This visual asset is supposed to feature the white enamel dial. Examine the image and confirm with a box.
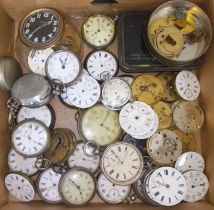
[59,168,96,206]
[46,50,81,86]
[119,101,157,136]
[97,173,131,204]
[101,77,131,110]
[175,152,205,173]
[11,119,50,157]
[147,130,182,165]
[82,15,115,48]
[5,173,35,202]
[148,167,187,206]
[183,170,209,202]
[65,75,101,108]
[79,104,122,147]
[37,168,62,203]
[101,142,144,185]
[17,105,54,128]
[8,149,41,176]
[28,48,54,75]
[86,50,118,81]
[68,142,100,173]
[173,101,204,133]
[120,76,134,86]
[175,71,200,101]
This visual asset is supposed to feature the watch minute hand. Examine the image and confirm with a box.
[30,21,52,36]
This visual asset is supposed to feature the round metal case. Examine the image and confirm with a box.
[19,8,64,48]
[59,167,97,206]
[146,1,212,65]
[37,167,62,204]
[100,142,144,185]
[11,73,52,108]
[0,57,22,91]
[11,119,51,158]
[77,104,123,147]
[45,50,81,87]
[5,172,36,202]
[82,14,116,49]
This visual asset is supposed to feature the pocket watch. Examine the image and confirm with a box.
[100,142,144,185]
[78,104,122,147]
[85,50,118,81]
[147,130,182,165]
[173,129,196,153]
[37,167,62,204]
[11,73,52,108]
[5,172,36,202]
[44,128,76,164]
[183,170,209,202]
[101,77,131,110]
[19,8,64,48]
[175,152,205,173]
[59,87,75,108]
[11,119,50,157]
[158,72,178,102]
[63,75,101,109]
[53,22,82,56]
[68,142,100,173]
[131,74,164,105]
[16,105,55,128]
[59,167,97,206]
[152,101,172,129]
[0,57,22,91]
[45,50,81,87]
[175,71,200,101]
[8,149,41,176]
[97,173,131,204]
[119,101,157,137]
[173,101,204,133]
[82,14,116,48]
[148,167,187,206]
[28,48,54,76]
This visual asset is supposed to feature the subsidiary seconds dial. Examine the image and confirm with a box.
[19,8,63,48]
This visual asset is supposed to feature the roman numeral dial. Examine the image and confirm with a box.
[101,142,143,185]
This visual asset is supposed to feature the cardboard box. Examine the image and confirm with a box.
[0,0,214,209]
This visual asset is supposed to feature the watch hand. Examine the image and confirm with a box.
[30,21,52,36]
[102,125,114,133]
[111,150,123,164]
[154,181,170,188]
[82,158,97,163]
[100,110,110,126]
[70,180,82,195]
[192,183,205,188]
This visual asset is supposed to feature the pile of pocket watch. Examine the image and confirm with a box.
[4,1,210,207]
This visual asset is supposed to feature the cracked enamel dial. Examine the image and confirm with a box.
[183,170,209,202]
[68,142,100,173]
[5,172,36,202]
[8,149,41,176]
[86,50,118,81]
[173,102,204,133]
[37,168,62,204]
[101,142,144,185]
[17,105,54,128]
[175,71,200,101]
[28,48,54,75]
[19,8,63,48]
[78,104,122,147]
[82,14,116,48]
[45,50,81,86]
[101,77,131,110]
[59,168,96,206]
[148,167,186,206]
[119,101,157,136]
[64,75,101,108]
[147,130,182,165]
[175,152,205,173]
[97,173,131,204]
[11,119,50,157]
